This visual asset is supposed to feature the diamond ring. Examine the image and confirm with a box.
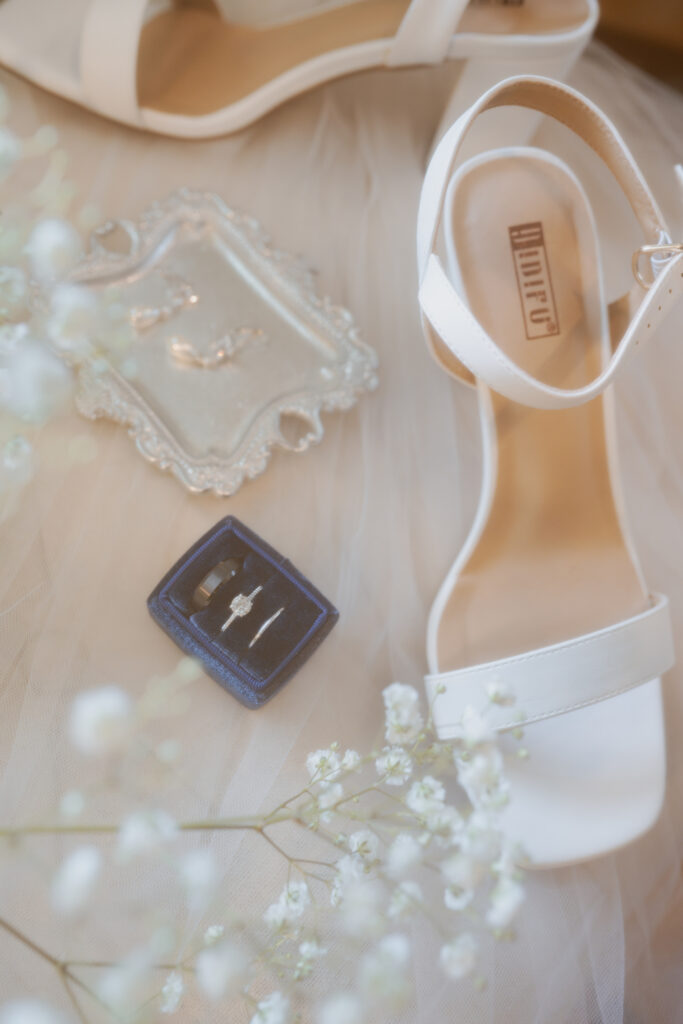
[220,586,263,632]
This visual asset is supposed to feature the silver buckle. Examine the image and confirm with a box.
[632,242,683,289]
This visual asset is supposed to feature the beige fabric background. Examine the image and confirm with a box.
[0,39,682,1024]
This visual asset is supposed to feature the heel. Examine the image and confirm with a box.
[430,34,593,160]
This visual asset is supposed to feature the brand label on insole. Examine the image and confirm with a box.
[508,221,560,340]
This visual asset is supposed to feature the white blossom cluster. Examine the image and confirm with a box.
[6,670,526,1024]
[0,88,132,505]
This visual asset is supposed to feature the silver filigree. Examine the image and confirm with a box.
[65,189,378,496]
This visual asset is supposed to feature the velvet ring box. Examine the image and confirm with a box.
[148,516,339,707]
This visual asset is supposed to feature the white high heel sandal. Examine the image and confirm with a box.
[0,0,596,140]
[417,76,682,866]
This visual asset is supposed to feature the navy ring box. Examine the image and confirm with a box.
[148,516,339,707]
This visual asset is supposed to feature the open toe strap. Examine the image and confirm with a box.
[417,76,683,410]
[425,594,674,738]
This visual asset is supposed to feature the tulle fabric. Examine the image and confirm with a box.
[0,40,682,1023]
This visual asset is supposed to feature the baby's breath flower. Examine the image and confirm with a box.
[0,322,25,354]
[68,686,132,756]
[388,880,422,919]
[455,705,495,748]
[0,334,72,423]
[179,849,216,910]
[375,747,413,786]
[195,942,249,1001]
[156,739,181,764]
[282,880,311,916]
[359,933,411,1008]
[340,749,361,772]
[0,126,20,178]
[0,1002,66,1024]
[424,804,463,846]
[461,811,504,865]
[51,845,101,916]
[330,853,365,907]
[486,875,525,930]
[348,830,379,861]
[317,993,364,1024]
[264,881,310,931]
[27,218,82,284]
[492,841,519,878]
[341,879,384,936]
[58,789,85,819]
[306,748,341,781]
[317,781,343,811]
[159,971,184,1014]
[299,939,327,961]
[405,775,446,815]
[295,939,327,979]
[440,851,484,894]
[485,676,513,705]
[47,282,99,360]
[2,436,34,490]
[385,833,423,879]
[250,991,290,1024]
[263,900,288,931]
[97,952,149,1014]
[203,924,226,946]
[0,265,27,317]
[439,933,479,979]
[444,883,474,912]
[456,746,509,809]
[116,809,178,862]
[382,683,423,745]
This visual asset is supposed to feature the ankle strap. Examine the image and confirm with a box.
[387,0,470,66]
[417,76,683,410]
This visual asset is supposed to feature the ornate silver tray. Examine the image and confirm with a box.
[68,189,378,496]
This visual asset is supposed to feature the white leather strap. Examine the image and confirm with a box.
[417,76,683,409]
[425,594,674,737]
[420,248,682,410]
[80,0,149,125]
[387,0,470,66]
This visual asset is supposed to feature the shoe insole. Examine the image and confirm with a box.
[435,149,648,674]
[138,0,590,117]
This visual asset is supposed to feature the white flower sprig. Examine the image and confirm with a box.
[0,85,134,511]
[0,667,525,1023]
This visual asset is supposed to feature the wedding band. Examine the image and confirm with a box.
[221,585,263,632]
[193,558,241,609]
[248,607,284,649]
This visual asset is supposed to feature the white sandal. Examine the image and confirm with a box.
[417,76,682,866]
[0,0,596,140]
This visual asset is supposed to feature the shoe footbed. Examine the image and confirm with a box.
[434,150,648,674]
[137,0,590,117]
